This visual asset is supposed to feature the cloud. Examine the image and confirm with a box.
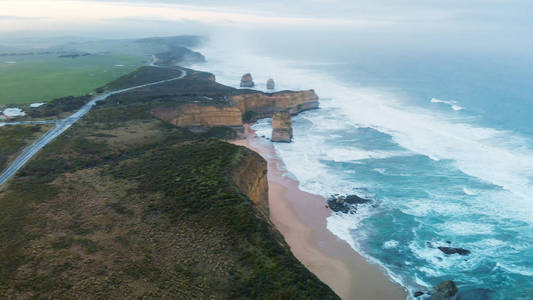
[0,15,44,20]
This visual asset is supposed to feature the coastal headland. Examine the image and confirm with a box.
[0,39,405,298]
[0,57,337,298]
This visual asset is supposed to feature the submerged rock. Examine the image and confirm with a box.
[414,291,425,297]
[240,73,255,87]
[327,194,371,214]
[431,280,458,300]
[266,78,275,90]
[438,246,471,256]
[271,111,292,142]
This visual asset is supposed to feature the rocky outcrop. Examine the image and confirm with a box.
[438,246,471,256]
[327,194,371,214]
[266,79,275,90]
[431,280,458,300]
[153,104,243,129]
[230,89,319,122]
[240,73,255,88]
[232,149,269,217]
[271,111,292,142]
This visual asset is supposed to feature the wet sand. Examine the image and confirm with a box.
[232,125,407,300]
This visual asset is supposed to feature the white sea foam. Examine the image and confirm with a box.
[418,266,442,277]
[496,262,533,276]
[373,168,387,175]
[439,221,495,236]
[197,44,533,217]
[383,240,399,249]
[30,102,45,108]
[325,148,408,162]
[197,33,533,222]
[462,187,478,195]
[193,36,533,293]
[431,98,465,111]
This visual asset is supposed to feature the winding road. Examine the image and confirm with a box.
[0,68,187,186]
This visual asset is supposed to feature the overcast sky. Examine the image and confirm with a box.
[0,0,532,55]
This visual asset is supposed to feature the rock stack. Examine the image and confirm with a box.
[266,78,275,90]
[240,73,255,88]
[271,111,293,143]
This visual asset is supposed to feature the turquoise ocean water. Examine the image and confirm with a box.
[195,41,533,299]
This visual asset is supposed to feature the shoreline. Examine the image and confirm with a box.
[231,125,407,300]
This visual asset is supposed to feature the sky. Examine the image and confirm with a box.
[0,0,532,57]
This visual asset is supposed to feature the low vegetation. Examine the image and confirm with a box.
[0,64,339,298]
[0,124,52,171]
[27,95,91,118]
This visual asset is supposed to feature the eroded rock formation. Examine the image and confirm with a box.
[266,78,275,90]
[271,111,292,142]
[153,104,243,128]
[240,73,255,87]
[438,246,471,256]
[230,89,319,122]
[327,194,371,214]
[231,149,269,217]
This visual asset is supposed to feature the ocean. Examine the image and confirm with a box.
[193,36,533,299]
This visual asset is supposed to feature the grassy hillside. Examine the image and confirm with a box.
[0,54,143,104]
[0,67,340,299]
[0,35,205,105]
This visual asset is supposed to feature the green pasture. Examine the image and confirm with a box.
[0,54,145,104]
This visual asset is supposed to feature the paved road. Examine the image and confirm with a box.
[0,68,187,186]
[0,120,58,126]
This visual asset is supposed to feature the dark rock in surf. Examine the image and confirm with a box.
[414,291,425,297]
[327,194,371,214]
[438,246,471,256]
[431,280,458,300]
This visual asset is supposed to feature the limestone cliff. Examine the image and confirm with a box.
[152,104,243,128]
[232,148,269,217]
[230,89,319,122]
[271,111,293,143]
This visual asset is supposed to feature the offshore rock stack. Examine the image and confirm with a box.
[266,78,275,90]
[271,111,293,143]
[240,73,255,87]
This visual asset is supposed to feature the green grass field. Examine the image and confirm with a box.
[0,54,145,104]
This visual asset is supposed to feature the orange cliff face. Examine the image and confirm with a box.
[231,148,269,217]
[229,89,319,122]
[152,104,243,128]
[151,89,319,131]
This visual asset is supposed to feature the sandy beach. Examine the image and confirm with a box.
[232,125,407,300]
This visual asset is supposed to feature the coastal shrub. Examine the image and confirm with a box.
[104,66,184,90]
[201,126,238,140]
[112,139,339,299]
[0,125,46,171]
[28,95,90,118]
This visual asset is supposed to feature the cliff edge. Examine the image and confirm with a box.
[230,89,319,122]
